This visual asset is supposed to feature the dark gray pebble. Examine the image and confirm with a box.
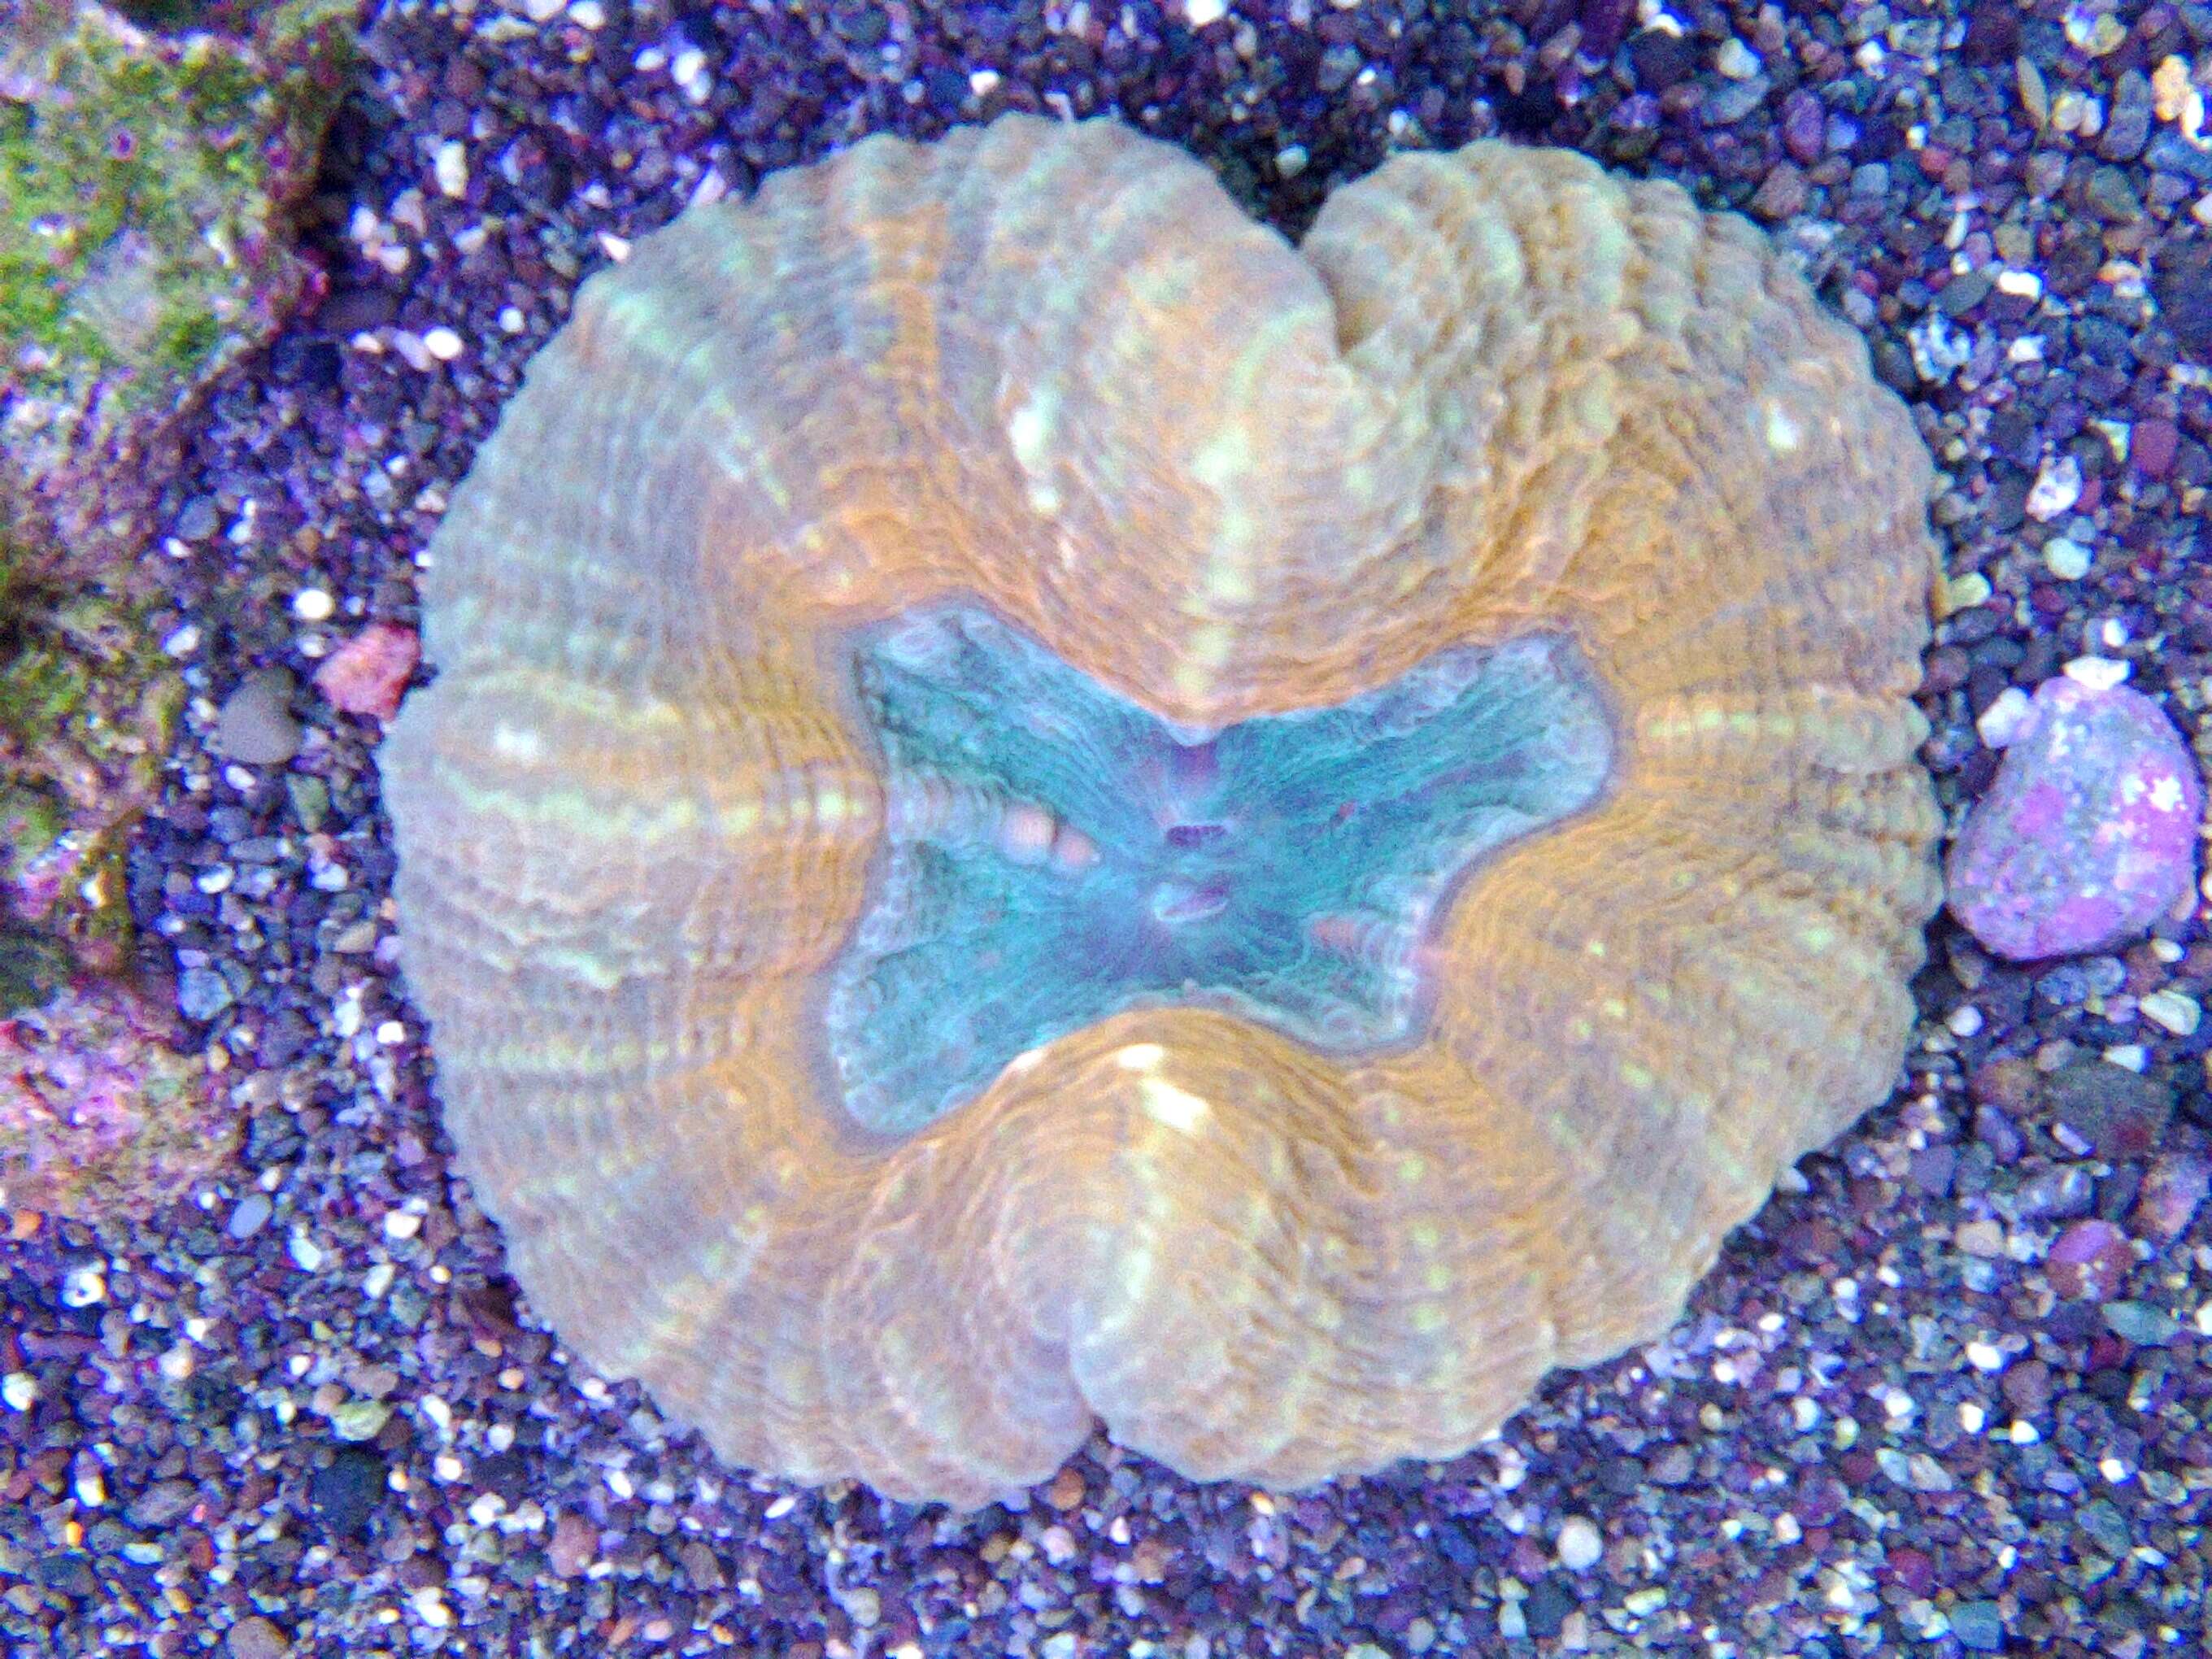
[308,1446,390,1539]
[1950,1599,2006,1651]
[2100,69,2153,163]
[212,669,303,766]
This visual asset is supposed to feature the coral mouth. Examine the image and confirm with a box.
[823,603,1614,1138]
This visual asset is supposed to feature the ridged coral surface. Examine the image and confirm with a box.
[380,116,1943,1507]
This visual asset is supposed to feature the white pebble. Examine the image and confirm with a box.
[2026,454,2084,521]
[384,1209,424,1241]
[292,588,335,622]
[598,231,632,263]
[672,46,706,86]
[1556,1515,1604,1571]
[2041,537,2091,580]
[2,1374,37,1412]
[2140,989,2202,1035]
[1975,686,2034,748]
[423,326,465,362]
[568,0,605,27]
[1946,1004,1984,1037]
[289,1230,326,1272]
[522,0,561,19]
[1185,0,1230,22]
[2062,655,2131,690]
[1939,571,1991,615]
[61,1263,106,1308]
[1715,38,1761,79]
[969,67,1001,97]
[434,139,468,199]
[1965,1339,2006,1372]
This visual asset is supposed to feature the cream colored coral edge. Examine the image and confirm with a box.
[378,115,1944,1508]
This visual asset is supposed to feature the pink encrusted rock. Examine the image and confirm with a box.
[1946,677,2203,961]
[313,622,420,721]
[1,976,233,1221]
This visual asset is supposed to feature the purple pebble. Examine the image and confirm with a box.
[1945,676,2202,961]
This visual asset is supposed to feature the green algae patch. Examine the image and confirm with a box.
[0,0,356,1030]
[0,0,361,564]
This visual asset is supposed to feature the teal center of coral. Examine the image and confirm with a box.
[826,607,1614,1135]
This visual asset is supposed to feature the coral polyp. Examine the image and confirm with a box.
[380,115,1941,1507]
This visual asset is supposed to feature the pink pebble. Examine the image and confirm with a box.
[1947,677,2201,960]
[2046,1218,2131,1301]
[314,622,421,721]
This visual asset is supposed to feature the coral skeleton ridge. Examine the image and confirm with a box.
[381,115,1944,1507]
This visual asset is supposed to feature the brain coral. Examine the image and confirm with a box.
[379,115,1943,1507]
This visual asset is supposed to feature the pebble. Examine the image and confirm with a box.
[2045,1219,2131,1300]
[2102,1300,2180,1346]
[313,621,422,721]
[1949,1600,2005,1651]
[2134,1155,2210,1243]
[546,1511,599,1578]
[1713,39,1760,81]
[2101,68,2153,161]
[2044,1058,2173,1160]
[178,965,236,1021]
[1946,678,2203,961]
[1974,685,2033,748]
[330,1398,393,1442]
[307,1447,388,1538]
[2149,240,2212,357]
[1555,1515,1603,1571]
[213,668,304,765]
[2024,454,2082,520]
[226,1618,290,1659]
[434,139,468,198]
[2040,537,2090,580]
[228,1191,274,1239]
[2062,654,2131,692]
[2139,987,2201,1034]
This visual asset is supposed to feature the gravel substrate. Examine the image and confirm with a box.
[6,1,2211,1654]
